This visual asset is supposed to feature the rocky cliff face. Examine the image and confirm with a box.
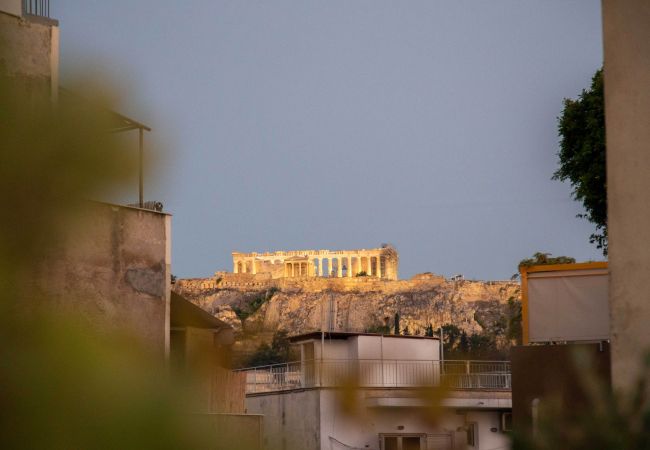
[173,276,520,350]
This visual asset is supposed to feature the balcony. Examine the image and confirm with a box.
[237,359,511,394]
[23,0,50,18]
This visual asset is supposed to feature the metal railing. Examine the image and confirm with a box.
[23,0,50,18]
[237,359,511,394]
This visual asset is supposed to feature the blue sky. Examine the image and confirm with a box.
[53,1,604,280]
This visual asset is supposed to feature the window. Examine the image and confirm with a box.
[501,412,513,432]
[380,434,425,450]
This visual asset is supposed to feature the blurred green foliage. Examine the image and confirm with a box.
[0,74,227,449]
[513,351,650,450]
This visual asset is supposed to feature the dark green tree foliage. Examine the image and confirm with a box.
[365,323,391,334]
[506,296,523,345]
[554,69,607,254]
[441,324,505,360]
[246,330,292,367]
[425,324,435,337]
[393,313,400,335]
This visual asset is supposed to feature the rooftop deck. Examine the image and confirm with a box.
[237,359,511,394]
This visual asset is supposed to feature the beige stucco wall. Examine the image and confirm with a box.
[38,202,171,361]
[0,0,22,17]
[0,10,58,98]
[602,0,650,390]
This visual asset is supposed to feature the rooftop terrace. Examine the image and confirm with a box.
[237,359,511,394]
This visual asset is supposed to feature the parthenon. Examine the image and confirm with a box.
[232,247,399,280]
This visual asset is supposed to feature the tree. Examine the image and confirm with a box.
[554,69,607,254]
[393,312,400,335]
[518,252,576,268]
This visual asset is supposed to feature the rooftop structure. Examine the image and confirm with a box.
[239,332,511,394]
[238,332,512,450]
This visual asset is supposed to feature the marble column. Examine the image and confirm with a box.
[319,258,323,277]
[347,255,352,277]
[376,255,382,278]
[367,256,372,276]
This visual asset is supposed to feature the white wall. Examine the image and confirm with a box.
[319,390,509,450]
[379,336,439,361]
[319,339,352,360]
[465,411,508,450]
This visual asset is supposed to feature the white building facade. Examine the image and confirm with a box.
[241,332,512,450]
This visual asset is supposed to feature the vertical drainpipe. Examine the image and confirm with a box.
[380,334,384,386]
[139,127,144,208]
[321,331,325,387]
[439,327,444,385]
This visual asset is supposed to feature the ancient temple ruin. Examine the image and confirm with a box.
[232,247,399,280]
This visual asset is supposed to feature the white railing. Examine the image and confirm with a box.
[237,359,511,394]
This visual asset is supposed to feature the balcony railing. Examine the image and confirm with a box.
[237,359,511,394]
[23,0,50,18]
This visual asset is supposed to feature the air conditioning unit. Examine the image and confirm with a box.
[501,412,513,432]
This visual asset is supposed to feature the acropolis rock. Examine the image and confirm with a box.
[174,246,521,359]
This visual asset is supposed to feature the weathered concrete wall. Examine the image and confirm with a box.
[603,0,650,390]
[39,202,171,360]
[0,10,58,97]
[190,413,263,450]
[246,389,321,450]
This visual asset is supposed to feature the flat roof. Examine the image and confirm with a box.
[170,292,229,329]
[289,331,439,342]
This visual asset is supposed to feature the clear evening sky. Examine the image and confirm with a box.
[53,1,604,280]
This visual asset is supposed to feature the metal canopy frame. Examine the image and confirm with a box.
[59,87,151,208]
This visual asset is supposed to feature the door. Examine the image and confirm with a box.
[302,342,315,386]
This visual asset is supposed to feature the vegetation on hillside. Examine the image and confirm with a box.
[232,288,278,322]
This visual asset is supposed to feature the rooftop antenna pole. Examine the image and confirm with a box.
[138,127,144,208]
